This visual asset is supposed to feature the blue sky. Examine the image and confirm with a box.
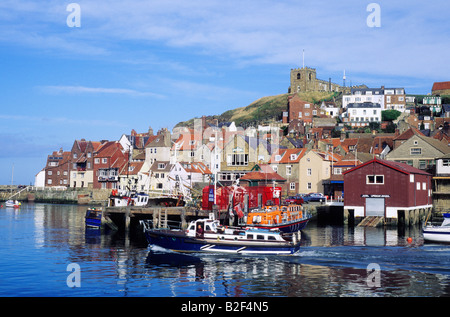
[0,0,449,185]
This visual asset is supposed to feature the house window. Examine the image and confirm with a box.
[334,168,342,175]
[158,163,165,169]
[290,182,296,190]
[272,165,278,172]
[286,165,292,175]
[227,154,249,166]
[443,159,450,167]
[307,168,312,176]
[366,175,384,184]
[102,158,107,164]
[410,148,422,155]
[419,160,426,169]
[307,182,312,190]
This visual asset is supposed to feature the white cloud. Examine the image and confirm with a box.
[39,85,165,98]
[1,0,449,86]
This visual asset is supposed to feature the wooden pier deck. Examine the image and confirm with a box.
[104,206,211,231]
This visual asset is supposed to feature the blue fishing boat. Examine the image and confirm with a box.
[141,216,301,255]
[85,208,103,228]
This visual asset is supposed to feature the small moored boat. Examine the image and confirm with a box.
[245,203,311,233]
[423,213,450,243]
[141,215,301,255]
[85,208,103,228]
[5,200,21,208]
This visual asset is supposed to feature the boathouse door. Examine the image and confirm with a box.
[365,198,385,217]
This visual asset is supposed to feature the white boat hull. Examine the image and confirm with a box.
[423,227,450,243]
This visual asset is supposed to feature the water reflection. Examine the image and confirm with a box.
[2,203,450,297]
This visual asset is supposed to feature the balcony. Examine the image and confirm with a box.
[98,176,118,182]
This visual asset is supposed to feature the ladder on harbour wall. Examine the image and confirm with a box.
[357,216,384,227]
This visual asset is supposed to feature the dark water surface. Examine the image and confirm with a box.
[1,203,450,297]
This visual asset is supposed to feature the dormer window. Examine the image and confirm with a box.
[290,154,297,160]
[158,163,165,169]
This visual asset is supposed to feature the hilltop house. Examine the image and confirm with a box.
[287,94,323,123]
[432,81,450,96]
[343,102,382,128]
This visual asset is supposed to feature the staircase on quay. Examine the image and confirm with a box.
[357,216,384,227]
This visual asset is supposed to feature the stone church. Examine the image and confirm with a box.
[289,66,355,94]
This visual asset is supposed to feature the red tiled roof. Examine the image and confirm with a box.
[240,171,286,182]
[269,148,307,164]
[393,127,424,141]
[432,81,450,92]
[179,161,212,174]
[343,157,431,176]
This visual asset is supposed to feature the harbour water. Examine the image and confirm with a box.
[1,203,450,297]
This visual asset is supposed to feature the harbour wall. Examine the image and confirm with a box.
[0,186,111,205]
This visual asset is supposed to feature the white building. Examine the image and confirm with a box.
[342,87,385,109]
[344,102,382,127]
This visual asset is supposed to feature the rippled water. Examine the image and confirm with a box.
[1,203,450,297]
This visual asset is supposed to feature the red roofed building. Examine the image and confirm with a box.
[343,158,432,226]
[93,141,128,190]
[432,81,450,96]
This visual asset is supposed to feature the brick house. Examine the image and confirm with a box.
[343,158,433,225]
[287,94,321,123]
[44,149,72,187]
[384,88,406,112]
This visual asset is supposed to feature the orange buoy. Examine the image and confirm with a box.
[407,237,413,243]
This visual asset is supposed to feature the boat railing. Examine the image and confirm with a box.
[140,219,183,231]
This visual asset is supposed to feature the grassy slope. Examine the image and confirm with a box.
[175,91,340,128]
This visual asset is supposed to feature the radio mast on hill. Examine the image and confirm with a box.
[302,49,305,68]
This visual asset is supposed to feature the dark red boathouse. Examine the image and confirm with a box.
[343,158,433,225]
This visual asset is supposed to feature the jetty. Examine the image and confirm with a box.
[103,206,211,232]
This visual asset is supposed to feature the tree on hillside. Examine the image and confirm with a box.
[382,110,401,121]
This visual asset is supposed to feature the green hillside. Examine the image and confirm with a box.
[175,91,340,128]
